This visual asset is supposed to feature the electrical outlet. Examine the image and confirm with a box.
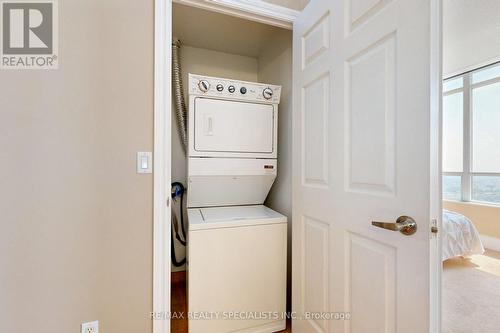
[81,321,98,333]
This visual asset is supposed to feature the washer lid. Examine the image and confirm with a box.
[188,205,287,230]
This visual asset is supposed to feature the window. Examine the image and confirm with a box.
[442,62,500,204]
[442,92,463,172]
[443,175,461,201]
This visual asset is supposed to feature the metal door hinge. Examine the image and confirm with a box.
[431,219,438,234]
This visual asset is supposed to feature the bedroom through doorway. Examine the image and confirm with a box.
[441,1,500,332]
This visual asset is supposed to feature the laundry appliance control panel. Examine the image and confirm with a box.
[189,74,281,104]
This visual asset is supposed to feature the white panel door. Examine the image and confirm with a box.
[292,1,441,333]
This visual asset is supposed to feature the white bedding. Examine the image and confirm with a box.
[442,210,484,261]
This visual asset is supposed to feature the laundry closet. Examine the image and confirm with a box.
[169,3,294,333]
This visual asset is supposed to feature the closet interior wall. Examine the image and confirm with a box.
[258,29,293,310]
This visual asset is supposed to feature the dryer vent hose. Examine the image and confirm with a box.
[172,39,188,153]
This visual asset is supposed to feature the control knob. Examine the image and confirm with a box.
[198,80,210,92]
[216,84,224,92]
[228,85,236,93]
[263,87,273,100]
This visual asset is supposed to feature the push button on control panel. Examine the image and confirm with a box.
[240,87,247,94]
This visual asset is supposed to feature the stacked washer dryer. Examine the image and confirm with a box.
[186,74,287,333]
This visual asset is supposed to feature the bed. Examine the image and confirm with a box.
[442,210,485,261]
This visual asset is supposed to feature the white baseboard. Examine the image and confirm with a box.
[480,234,500,252]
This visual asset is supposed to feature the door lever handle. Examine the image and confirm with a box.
[372,216,417,236]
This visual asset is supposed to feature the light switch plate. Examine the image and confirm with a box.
[81,321,98,333]
[137,152,153,174]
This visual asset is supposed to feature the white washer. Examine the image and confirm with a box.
[186,74,287,333]
[187,205,287,333]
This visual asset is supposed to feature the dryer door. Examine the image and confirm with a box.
[192,97,276,157]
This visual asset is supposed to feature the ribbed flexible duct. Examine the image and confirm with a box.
[172,39,188,152]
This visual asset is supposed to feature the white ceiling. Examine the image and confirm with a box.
[173,3,289,58]
[444,0,500,74]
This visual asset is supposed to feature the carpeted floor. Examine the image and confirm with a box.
[443,249,500,333]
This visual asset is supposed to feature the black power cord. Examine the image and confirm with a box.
[171,230,186,267]
[171,182,187,267]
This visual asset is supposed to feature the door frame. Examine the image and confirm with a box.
[152,1,442,332]
[173,0,300,29]
[430,1,444,332]
[153,0,172,333]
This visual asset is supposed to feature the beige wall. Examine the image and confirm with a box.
[444,201,500,239]
[0,1,154,332]
[171,45,259,271]
[258,29,293,311]
[263,0,309,11]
